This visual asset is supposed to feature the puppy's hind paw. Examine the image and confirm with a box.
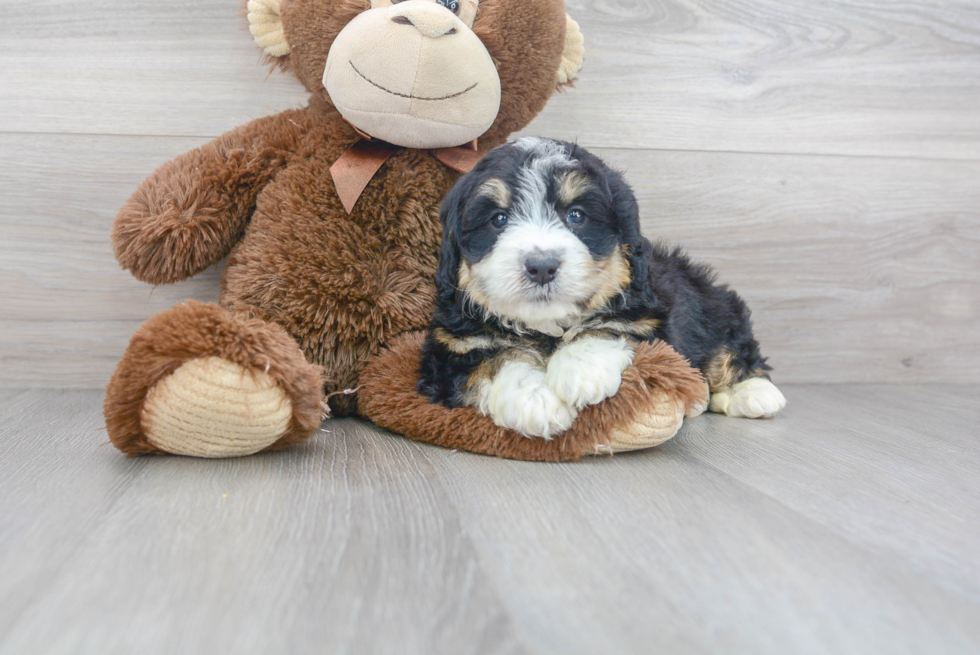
[710,377,786,418]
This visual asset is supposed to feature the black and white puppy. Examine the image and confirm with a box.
[418,138,786,438]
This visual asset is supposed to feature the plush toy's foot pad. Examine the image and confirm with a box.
[606,389,685,453]
[359,332,708,462]
[105,301,324,457]
[142,356,292,458]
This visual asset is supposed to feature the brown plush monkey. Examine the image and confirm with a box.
[104,0,707,460]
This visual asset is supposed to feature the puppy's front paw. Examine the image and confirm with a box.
[492,386,576,439]
[482,361,576,439]
[709,377,786,418]
[546,337,635,410]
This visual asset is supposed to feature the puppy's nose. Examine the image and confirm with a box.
[389,2,459,38]
[525,255,561,286]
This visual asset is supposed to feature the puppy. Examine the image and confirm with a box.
[418,138,786,438]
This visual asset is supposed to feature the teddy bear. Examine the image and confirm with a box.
[103,0,708,461]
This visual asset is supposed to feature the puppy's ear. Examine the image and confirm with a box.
[434,176,471,304]
[607,167,643,242]
[605,167,651,286]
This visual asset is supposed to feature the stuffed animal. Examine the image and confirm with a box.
[104,0,707,460]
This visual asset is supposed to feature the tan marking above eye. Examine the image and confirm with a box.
[477,178,511,207]
[557,170,594,206]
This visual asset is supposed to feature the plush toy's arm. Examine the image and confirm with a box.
[112,108,312,285]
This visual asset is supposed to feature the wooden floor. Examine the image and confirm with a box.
[1,385,978,654]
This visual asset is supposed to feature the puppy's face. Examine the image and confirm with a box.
[439,138,641,334]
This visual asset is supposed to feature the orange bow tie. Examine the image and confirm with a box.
[330,135,485,214]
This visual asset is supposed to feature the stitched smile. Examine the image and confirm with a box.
[350,62,477,101]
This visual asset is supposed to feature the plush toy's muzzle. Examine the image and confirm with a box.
[323,0,501,149]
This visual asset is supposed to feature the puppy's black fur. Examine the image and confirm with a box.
[418,139,771,407]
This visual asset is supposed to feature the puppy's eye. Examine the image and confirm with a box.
[566,209,586,226]
[491,213,508,229]
[438,0,460,14]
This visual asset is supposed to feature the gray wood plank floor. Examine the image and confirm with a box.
[2,387,978,654]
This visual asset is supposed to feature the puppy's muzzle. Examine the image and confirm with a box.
[525,253,561,286]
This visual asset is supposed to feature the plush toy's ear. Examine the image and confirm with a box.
[605,168,652,296]
[247,0,291,58]
[557,14,585,88]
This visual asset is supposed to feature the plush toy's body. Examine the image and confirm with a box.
[104,0,708,460]
[115,104,454,408]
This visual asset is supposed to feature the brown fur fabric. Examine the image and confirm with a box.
[104,301,323,456]
[113,109,313,286]
[359,332,709,462]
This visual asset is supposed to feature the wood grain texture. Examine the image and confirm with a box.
[0,321,150,388]
[423,384,980,654]
[0,393,524,655]
[525,0,980,158]
[3,0,980,158]
[598,147,980,383]
[2,134,977,386]
[679,384,980,603]
[0,0,308,139]
[0,133,221,323]
[1,386,979,654]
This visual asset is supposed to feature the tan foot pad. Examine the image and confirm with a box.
[602,389,685,454]
[141,356,292,458]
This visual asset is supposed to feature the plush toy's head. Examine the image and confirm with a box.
[247,0,585,148]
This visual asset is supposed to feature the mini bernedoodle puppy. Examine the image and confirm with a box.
[418,138,786,438]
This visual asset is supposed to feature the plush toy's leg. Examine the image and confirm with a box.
[359,333,708,462]
[104,301,323,457]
